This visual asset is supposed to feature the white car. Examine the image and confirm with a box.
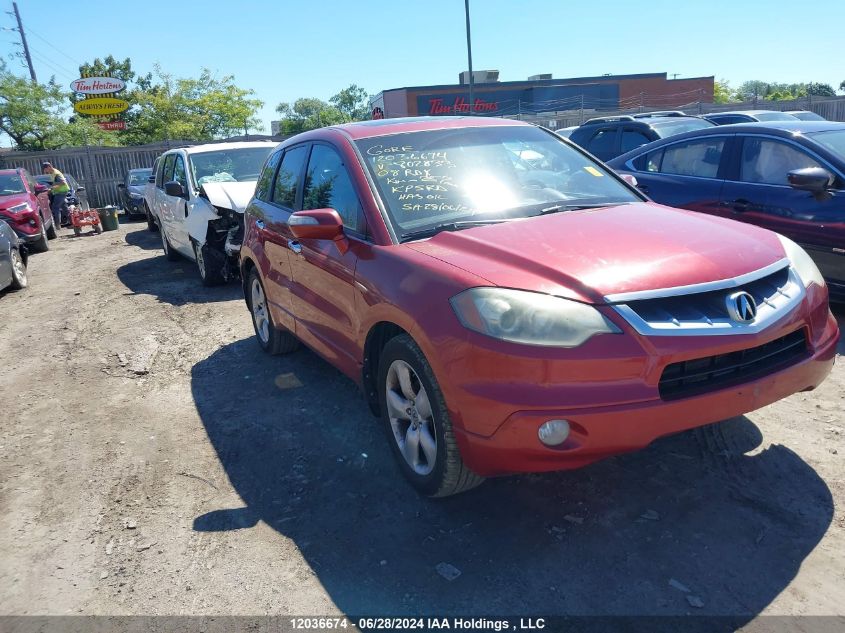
[144,155,161,231]
[150,141,276,285]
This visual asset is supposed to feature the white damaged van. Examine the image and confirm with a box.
[151,141,275,285]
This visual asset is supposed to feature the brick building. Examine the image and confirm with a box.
[369,72,714,119]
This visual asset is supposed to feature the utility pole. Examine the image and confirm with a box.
[11,2,36,82]
[464,0,474,115]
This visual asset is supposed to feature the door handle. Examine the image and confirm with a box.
[730,199,751,212]
[288,239,302,255]
[184,200,189,218]
[255,219,265,230]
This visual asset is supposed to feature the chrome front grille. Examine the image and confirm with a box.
[608,259,804,336]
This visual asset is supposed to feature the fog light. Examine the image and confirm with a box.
[538,419,570,446]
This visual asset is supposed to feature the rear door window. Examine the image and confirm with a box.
[255,150,282,202]
[586,128,617,157]
[657,138,726,178]
[621,129,652,154]
[272,145,308,209]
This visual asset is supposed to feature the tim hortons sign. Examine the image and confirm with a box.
[70,77,126,95]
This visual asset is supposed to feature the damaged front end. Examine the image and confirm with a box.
[188,181,258,283]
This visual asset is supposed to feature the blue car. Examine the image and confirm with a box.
[607,121,845,301]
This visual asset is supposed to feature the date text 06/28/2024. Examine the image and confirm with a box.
[289,617,546,631]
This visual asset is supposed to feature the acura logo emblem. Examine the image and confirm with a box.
[726,291,757,323]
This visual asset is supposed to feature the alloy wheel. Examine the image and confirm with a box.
[385,360,437,475]
[251,278,270,344]
[11,250,27,285]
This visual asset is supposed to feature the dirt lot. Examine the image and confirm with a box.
[1,222,844,625]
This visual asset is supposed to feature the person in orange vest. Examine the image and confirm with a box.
[42,161,70,227]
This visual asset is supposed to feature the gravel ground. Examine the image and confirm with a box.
[1,221,843,625]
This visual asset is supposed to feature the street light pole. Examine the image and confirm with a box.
[464,0,474,115]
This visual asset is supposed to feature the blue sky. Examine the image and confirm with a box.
[2,0,844,138]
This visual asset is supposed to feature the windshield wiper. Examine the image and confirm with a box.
[538,202,619,215]
[400,219,514,242]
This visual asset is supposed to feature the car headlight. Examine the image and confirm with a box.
[7,203,31,214]
[450,287,621,347]
[776,234,825,288]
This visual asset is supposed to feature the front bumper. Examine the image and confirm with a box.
[124,198,145,215]
[425,287,839,477]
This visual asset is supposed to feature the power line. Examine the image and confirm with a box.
[24,24,80,68]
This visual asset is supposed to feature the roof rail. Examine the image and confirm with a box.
[633,110,687,118]
[583,115,636,125]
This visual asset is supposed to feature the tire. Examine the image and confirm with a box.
[247,268,299,355]
[378,334,484,497]
[45,215,57,240]
[193,240,225,286]
[146,205,158,232]
[73,226,81,236]
[160,225,180,261]
[94,223,103,234]
[33,220,50,252]
[8,248,28,290]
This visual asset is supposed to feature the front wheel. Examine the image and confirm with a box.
[33,221,50,252]
[9,248,28,289]
[193,240,225,286]
[378,334,484,497]
[247,268,299,355]
[45,216,57,240]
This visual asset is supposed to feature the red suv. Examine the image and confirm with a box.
[0,168,55,252]
[240,117,839,497]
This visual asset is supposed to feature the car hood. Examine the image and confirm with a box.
[0,193,32,212]
[200,182,256,213]
[127,185,146,196]
[405,202,787,303]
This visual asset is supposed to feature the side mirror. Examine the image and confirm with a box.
[148,175,155,183]
[289,209,344,241]
[164,181,186,198]
[34,184,48,194]
[76,186,85,192]
[117,183,126,189]
[788,167,833,195]
[620,173,638,188]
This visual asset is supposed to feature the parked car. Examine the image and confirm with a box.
[703,110,800,125]
[607,121,845,301]
[35,172,91,212]
[568,112,714,161]
[784,110,827,122]
[555,125,578,139]
[144,157,161,232]
[118,168,153,219]
[240,116,838,497]
[0,168,56,252]
[0,218,28,292]
[151,141,276,285]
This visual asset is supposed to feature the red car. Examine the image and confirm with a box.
[240,117,839,497]
[0,168,55,252]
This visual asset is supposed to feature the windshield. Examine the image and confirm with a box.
[754,112,798,121]
[807,129,845,158]
[355,125,640,236]
[652,118,714,138]
[129,169,152,185]
[189,147,273,186]
[0,173,26,196]
[790,112,825,121]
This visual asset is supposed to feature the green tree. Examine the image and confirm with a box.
[840,80,845,92]
[329,84,370,121]
[275,97,345,135]
[713,79,733,104]
[123,66,264,144]
[0,62,114,150]
[805,82,835,97]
